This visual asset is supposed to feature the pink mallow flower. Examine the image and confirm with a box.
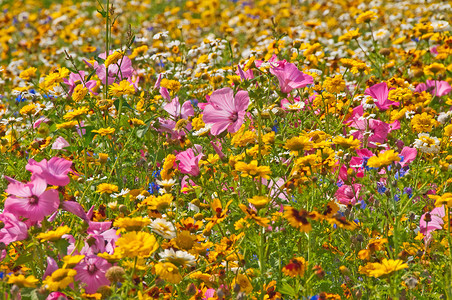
[269,62,313,93]
[0,212,28,245]
[26,157,72,187]
[46,292,68,300]
[4,177,60,222]
[365,82,399,110]
[51,137,70,150]
[350,118,389,148]
[203,87,250,135]
[74,255,111,294]
[420,205,445,242]
[335,184,362,205]
[176,148,203,177]
[415,80,452,97]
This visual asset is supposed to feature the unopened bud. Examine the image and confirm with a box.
[97,285,112,297]
[379,48,391,56]
[186,283,197,295]
[105,266,125,283]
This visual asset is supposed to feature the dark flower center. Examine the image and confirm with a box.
[87,263,98,275]
[230,112,238,122]
[29,195,39,205]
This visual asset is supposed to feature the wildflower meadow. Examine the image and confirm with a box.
[1,0,452,299]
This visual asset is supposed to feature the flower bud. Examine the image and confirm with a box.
[105,266,126,283]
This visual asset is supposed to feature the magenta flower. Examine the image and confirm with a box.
[335,184,362,205]
[399,147,417,167]
[415,80,452,97]
[350,118,389,148]
[63,71,98,95]
[176,148,203,177]
[4,177,60,222]
[43,257,58,280]
[33,117,49,129]
[46,292,68,300]
[365,82,399,110]
[74,255,111,293]
[236,64,254,80]
[0,212,28,245]
[203,87,250,135]
[85,52,134,85]
[164,97,194,120]
[420,206,445,242]
[270,62,313,93]
[26,157,72,187]
[51,137,70,150]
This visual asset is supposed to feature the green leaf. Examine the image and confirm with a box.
[136,126,148,139]
[54,239,70,256]
[83,126,95,147]
[97,9,107,17]
[14,253,34,267]
[280,282,297,298]
[85,68,97,82]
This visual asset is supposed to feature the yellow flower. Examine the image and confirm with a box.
[143,194,173,211]
[37,226,71,242]
[40,68,70,90]
[154,262,182,284]
[411,112,437,133]
[284,135,313,154]
[174,230,196,250]
[19,67,37,81]
[175,119,189,131]
[247,195,270,209]
[114,217,151,231]
[160,78,181,93]
[96,183,119,194]
[116,231,159,258]
[295,154,318,167]
[430,193,452,207]
[92,127,115,136]
[56,121,78,129]
[43,268,77,291]
[7,274,38,288]
[72,84,88,102]
[129,118,145,126]
[338,28,360,42]
[191,116,205,131]
[232,274,253,294]
[129,45,149,59]
[284,206,316,232]
[366,150,401,169]
[63,107,89,121]
[356,11,377,24]
[62,255,85,268]
[98,153,109,165]
[359,259,408,278]
[19,103,37,116]
[239,204,270,227]
[104,51,124,67]
[333,136,361,149]
[263,131,275,144]
[282,257,307,278]
[424,63,446,76]
[323,75,345,94]
[235,160,271,179]
[109,80,135,97]
[161,154,176,180]
[231,129,257,147]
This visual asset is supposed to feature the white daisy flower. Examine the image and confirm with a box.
[150,218,176,239]
[159,249,196,267]
[413,133,440,154]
